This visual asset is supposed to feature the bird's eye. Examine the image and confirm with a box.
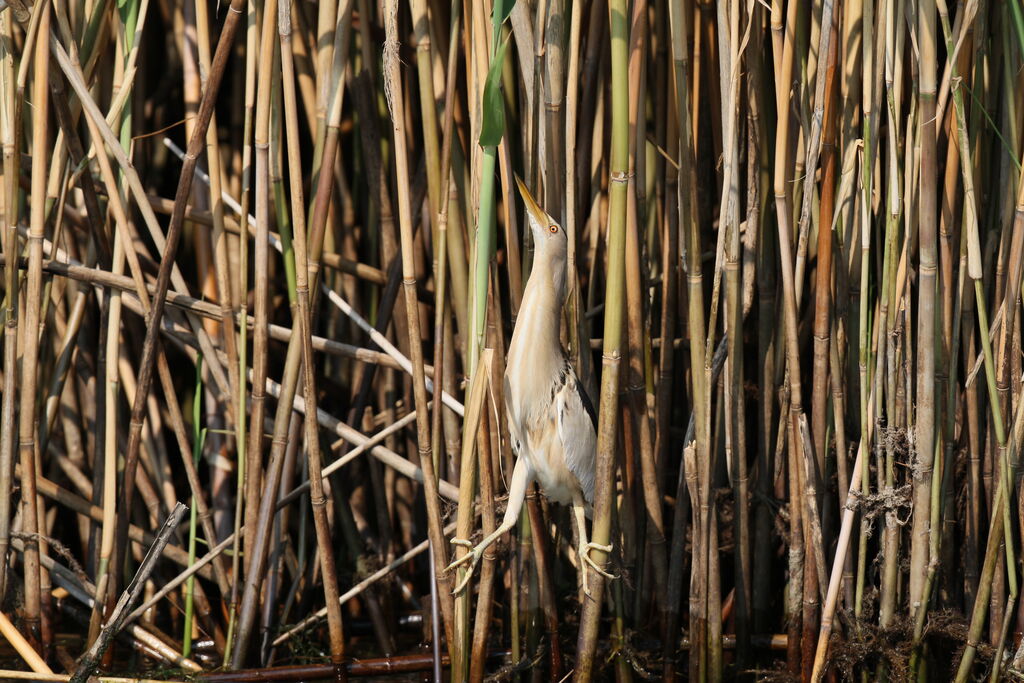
[549,224,558,233]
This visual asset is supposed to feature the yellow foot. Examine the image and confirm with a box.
[578,541,616,596]
[445,538,482,595]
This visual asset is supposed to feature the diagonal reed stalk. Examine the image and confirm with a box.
[110,0,245,619]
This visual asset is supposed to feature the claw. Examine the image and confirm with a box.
[445,539,483,594]
[578,541,617,596]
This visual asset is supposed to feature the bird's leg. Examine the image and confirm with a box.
[446,457,533,594]
[572,490,615,596]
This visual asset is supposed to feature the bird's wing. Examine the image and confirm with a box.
[554,361,598,505]
[504,374,524,458]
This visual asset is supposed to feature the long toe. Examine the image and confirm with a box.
[581,543,617,580]
[450,557,477,593]
[450,549,482,594]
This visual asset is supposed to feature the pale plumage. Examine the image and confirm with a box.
[447,176,613,595]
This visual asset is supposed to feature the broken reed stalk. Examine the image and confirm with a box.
[70,502,187,683]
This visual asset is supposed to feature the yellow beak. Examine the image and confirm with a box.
[514,174,547,227]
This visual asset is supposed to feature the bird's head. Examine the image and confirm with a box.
[515,175,567,259]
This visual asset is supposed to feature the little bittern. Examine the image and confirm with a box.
[447,176,614,595]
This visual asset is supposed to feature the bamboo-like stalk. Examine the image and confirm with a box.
[223,0,257,659]
[564,0,588,388]
[623,0,667,634]
[771,0,807,673]
[809,8,839,509]
[428,0,462,666]
[575,0,629,675]
[909,0,938,619]
[91,198,124,645]
[873,0,901,648]
[382,3,455,680]
[278,0,346,672]
[667,0,711,678]
[810,382,875,679]
[0,5,19,605]
[16,1,51,649]
[715,0,748,665]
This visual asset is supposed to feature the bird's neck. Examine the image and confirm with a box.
[511,251,567,360]
[528,248,567,306]
[522,251,566,327]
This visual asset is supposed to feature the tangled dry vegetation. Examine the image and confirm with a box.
[2,0,1024,680]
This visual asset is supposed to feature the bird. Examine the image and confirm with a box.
[446,175,614,596]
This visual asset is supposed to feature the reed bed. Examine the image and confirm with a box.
[1,0,1023,680]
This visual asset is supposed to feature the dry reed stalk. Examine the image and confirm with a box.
[715,0,748,665]
[563,0,587,389]
[15,0,51,650]
[96,0,243,620]
[810,9,840,489]
[623,0,669,635]
[771,0,805,673]
[230,0,288,663]
[383,2,458,674]
[811,381,876,679]
[667,0,711,676]
[191,0,241,484]
[0,6,21,605]
[449,350,491,679]
[0,609,52,674]
[277,0,346,673]
[910,0,938,622]
[468,386,497,683]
